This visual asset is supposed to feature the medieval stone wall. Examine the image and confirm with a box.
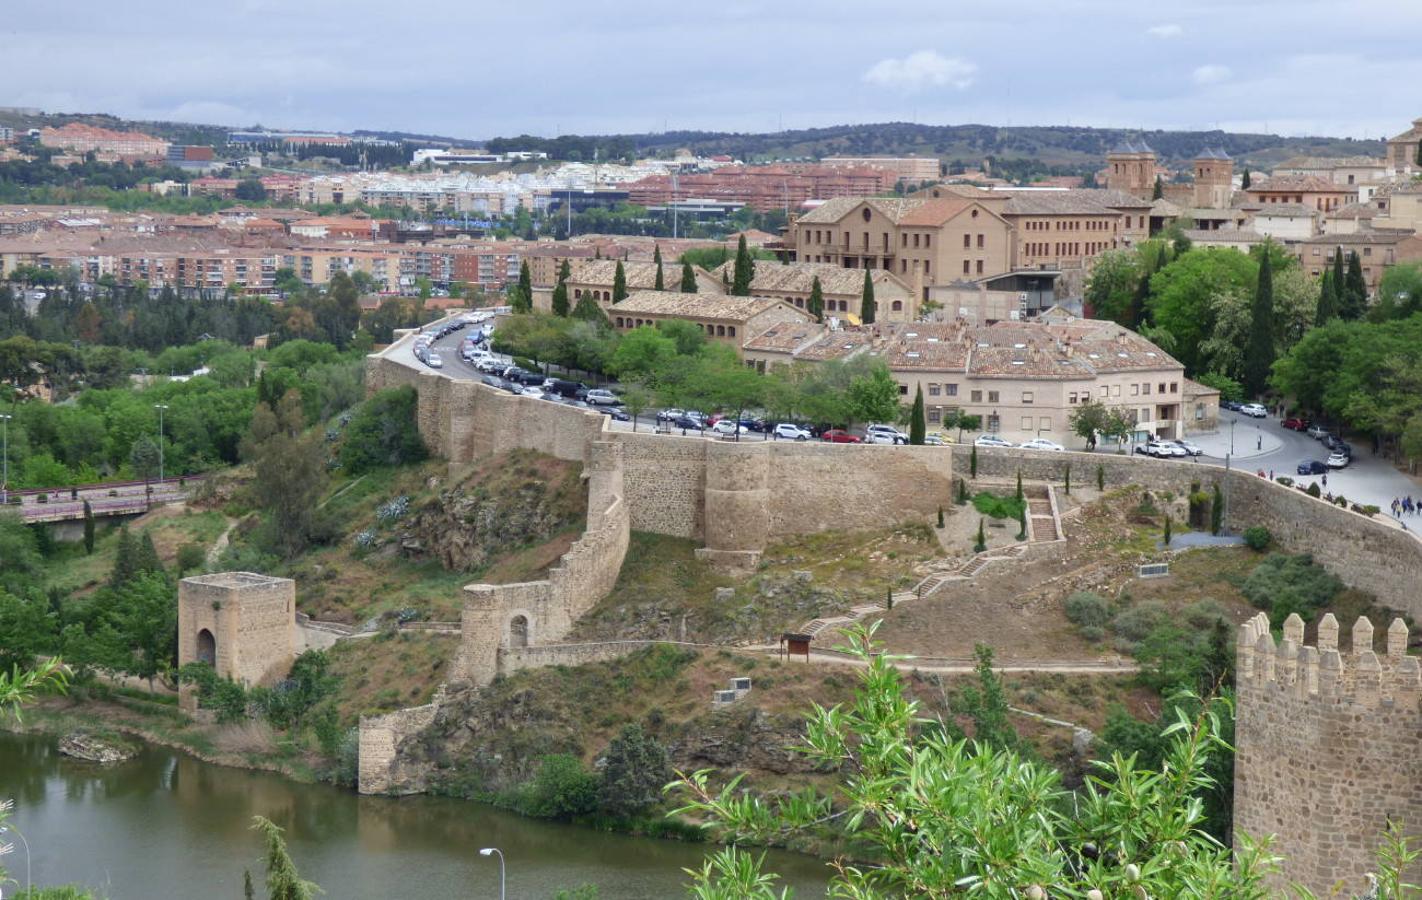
[177,573,296,711]
[1235,612,1422,895]
[357,686,446,796]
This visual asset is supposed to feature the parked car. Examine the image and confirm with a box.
[974,434,1015,448]
[546,378,584,399]
[1281,418,1309,431]
[520,386,545,399]
[481,375,508,390]
[1019,438,1065,452]
[1297,460,1328,475]
[865,424,908,445]
[671,415,704,430]
[1171,439,1204,457]
[425,353,444,369]
[820,429,862,444]
[710,420,749,436]
[1306,424,1331,440]
[657,408,685,422]
[514,370,546,386]
[773,423,812,441]
[1136,440,1187,458]
[605,407,631,422]
[1221,399,1242,412]
[1326,452,1351,469]
[585,389,619,406]
[1240,403,1268,418]
[923,434,946,446]
[1323,435,1352,456]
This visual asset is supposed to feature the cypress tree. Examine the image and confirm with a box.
[1152,175,1164,200]
[82,499,95,555]
[1331,248,1347,317]
[135,530,164,580]
[1015,470,1023,501]
[1097,464,1105,491]
[1241,169,1251,190]
[1316,268,1338,325]
[517,259,532,310]
[937,506,945,528]
[551,260,570,316]
[731,235,754,296]
[970,446,978,478]
[956,477,969,505]
[1211,482,1224,535]
[974,519,987,554]
[1163,513,1172,546]
[653,245,664,291]
[679,261,697,293]
[1064,465,1071,496]
[1417,142,1422,169]
[1242,244,1275,397]
[1344,251,1367,320]
[909,385,926,445]
[807,276,824,323]
[1017,506,1027,541]
[612,261,627,303]
[860,268,876,324]
[572,293,610,326]
[111,526,137,586]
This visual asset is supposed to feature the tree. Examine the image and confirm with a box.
[844,361,898,426]
[730,235,754,296]
[806,276,824,323]
[1147,247,1257,373]
[572,292,610,326]
[1343,250,1368,320]
[859,268,876,324]
[607,326,678,380]
[598,723,672,817]
[1241,169,1251,190]
[0,590,56,675]
[340,386,428,473]
[176,542,206,575]
[653,245,664,291]
[612,261,628,303]
[509,260,533,313]
[680,261,697,293]
[82,499,95,555]
[1083,249,1140,325]
[673,625,1277,899]
[235,178,267,202]
[243,390,328,558]
[251,816,320,900]
[551,261,572,317]
[1152,174,1164,199]
[1373,260,1422,321]
[1242,243,1275,397]
[1316,267,1339,326]
[1069,399,1112,450]
[908,384,926,445]
[110,526,139,587]
[130,434,160,487]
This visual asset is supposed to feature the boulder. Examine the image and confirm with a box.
[58,732,138,764]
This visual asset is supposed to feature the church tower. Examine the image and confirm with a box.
[1192,148,1234,209]
[1105,139,1157,200]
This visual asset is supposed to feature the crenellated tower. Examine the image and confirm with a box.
[1234,611,1422,895]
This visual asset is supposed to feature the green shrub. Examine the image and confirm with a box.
[1096,464,1104,491]
[339,386,429,474]
[1064,591,1111,628]
[598,723,673,817]
[970,446,978,478]
[1111,600,1170,646]
[521,754,599,820]
[1162,514,1172,546]
[1241,553,1343,628]
[956,478,969,505]
[1359,504,1380,517]
[1275,476,1294,487]
[971,492,1026,520]
[1242,526,1272,552]
[1307,482,1322,498]
[973,519,986,554]
[937,506,945,528]
[1079,625,1106,643]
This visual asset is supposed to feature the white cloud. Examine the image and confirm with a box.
[1146,23,1182,38]
[1192,64,1233,85]
[863,50,977,92]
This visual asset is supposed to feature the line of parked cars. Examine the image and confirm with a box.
[972,434,1066,452]
[1221,399,1269,418]
[1291,418,1353,474]
[1132,438,1204,458]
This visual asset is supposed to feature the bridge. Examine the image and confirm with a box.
[7,477,202,525]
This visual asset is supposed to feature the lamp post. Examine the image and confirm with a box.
[154,404,169,486]
[0,822,32,896]
[0,413,10,506]
[479,847,505,900]
[1229,417,1236,456]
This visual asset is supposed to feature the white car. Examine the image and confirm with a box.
[774,423,812,441]
[1326,452,1350,469]
[865,424,908,445]
[1172,439,1204,457]
[585,389,619,406]
[426,353,443,369]
[1140,440,1186,458]
[709,420,749,436]
[520,386,545,399]
[974,434,1015,448]
[1240,403,1268,418]
[1019,438,1065,452]
[923,434,946,446]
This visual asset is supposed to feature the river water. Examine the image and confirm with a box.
[0,731,829,899]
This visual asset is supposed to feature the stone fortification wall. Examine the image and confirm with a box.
[497,640,714,678]
[451,440,630,687]
[1235,612,1422,895]
[357,686,446,795]
[177,572,297,712]
[617,432,706,538]
[953,446,1422,616]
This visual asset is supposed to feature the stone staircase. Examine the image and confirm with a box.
[1025,483,1061,542]
[800,592,918,640]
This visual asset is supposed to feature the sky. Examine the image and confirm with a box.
[5,0,1422,141]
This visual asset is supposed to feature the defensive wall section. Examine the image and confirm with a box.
[176,572,298,713]
[1235,612,1422,895]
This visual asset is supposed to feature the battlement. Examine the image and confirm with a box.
[1238,611,1421,708]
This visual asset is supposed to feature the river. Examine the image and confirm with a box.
[0,731,830,899]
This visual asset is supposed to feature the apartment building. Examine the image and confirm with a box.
[1387,118,1422,177]
[1293,232,1422,293]
[821,156,941,183]
[999,190,1150,272]
[624,164,897,212]
[1275,155,1389,187]
[1245,176,1356,213]
[38,123,169,159]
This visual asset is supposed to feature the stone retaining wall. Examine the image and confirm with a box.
[357,688,446,796]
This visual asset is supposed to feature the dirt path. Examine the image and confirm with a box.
[205,518,238,567]
[751,646,1137,676]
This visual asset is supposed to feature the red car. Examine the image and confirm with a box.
[820,429,862,443]
[1282,418,1309,431]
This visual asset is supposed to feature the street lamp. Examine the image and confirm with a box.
[1229,417,1236,456]
[154,404,169,486]
[0,822,32,896]
[0,413,10,506]
[479,847,505,900]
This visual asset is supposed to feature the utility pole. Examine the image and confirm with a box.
[671,171,679,240]
[0,413,9,506]
[154,404,169,485]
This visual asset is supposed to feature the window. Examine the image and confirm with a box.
[963,260,971,274]
[963,234,971,249]
[1365,247,1372,257]
[1021,416,1033,430]
[924,260,930,275]
[976,260,984,275]
[1158,382,1166,394]
[1099,386,1108,398]
[1068,391,1077,404]
[924,235,931,248]
[977,234,984,248]
[1040,417,1052,431]
[1131,384,1139,396]
[1022,391,1033,404]
[1111,385,1120,397]
[898,384,908,395]
[927,408,942,424]
[1170,382,1178,393]
[913,233,920,248]
[1143,383,1150,395]
[614,316,624,327]
[929,384,941,396]
[947,383,958,396]
[892,300,903,311]
[971,390,983,402]
[728,326,736,337]
[988,391,999,403]
[987,413,999,432]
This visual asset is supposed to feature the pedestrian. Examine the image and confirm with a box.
[1257,435,1262,451]
[1269,469,1274,481]
[1322,473,1327,488]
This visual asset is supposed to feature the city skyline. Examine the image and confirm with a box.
[5,0,1422,141]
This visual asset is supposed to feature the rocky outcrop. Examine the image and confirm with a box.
[58,732,138,764]
[399,451,587,572]
[669,706,825,776]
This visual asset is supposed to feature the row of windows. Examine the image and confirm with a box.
[1309,246,1374,258]
[573,288,611,301]
[897,258,933,275]
[961,233,987,248]
[961,259,986,275]
[613,316,737,337]
[922,406,1054,432]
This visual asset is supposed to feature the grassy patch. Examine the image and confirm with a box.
[972,492,1026,521]
[326,631,458,723]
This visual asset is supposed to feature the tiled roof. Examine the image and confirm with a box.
[1195,147,1232,161]
[710,260,908,296]
[1276,155,1386,170]
[796,330,873,361]
[1000,190,1124,216]
[1182,229,1264,244]
[1328,202,1378,220]
[614,289,802,322]
[743,321,825,353]
[1248,175,1353,193]
[568,259,667,289]
[1109,139,1154,155]
[1299,231,1418,246]
[1253,203,1318,217]
[795,196,925,225]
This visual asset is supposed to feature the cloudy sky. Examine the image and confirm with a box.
[5,0,1421,141]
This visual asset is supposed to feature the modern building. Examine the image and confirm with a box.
[821,156,941,184]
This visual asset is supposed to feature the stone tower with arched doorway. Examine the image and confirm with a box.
[178,572,297,712]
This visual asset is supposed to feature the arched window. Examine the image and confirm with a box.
[509,615,529,648]
[892,300,903,311]
[716,325,726,336]
[196,628,216,666]
[728,326,736,337]
[573,289,582,298]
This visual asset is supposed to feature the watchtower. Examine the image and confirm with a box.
[1234,611,1422,895]
[1105,139,1157,199]
[177,572,297,712]
[1192,148,1234,209]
